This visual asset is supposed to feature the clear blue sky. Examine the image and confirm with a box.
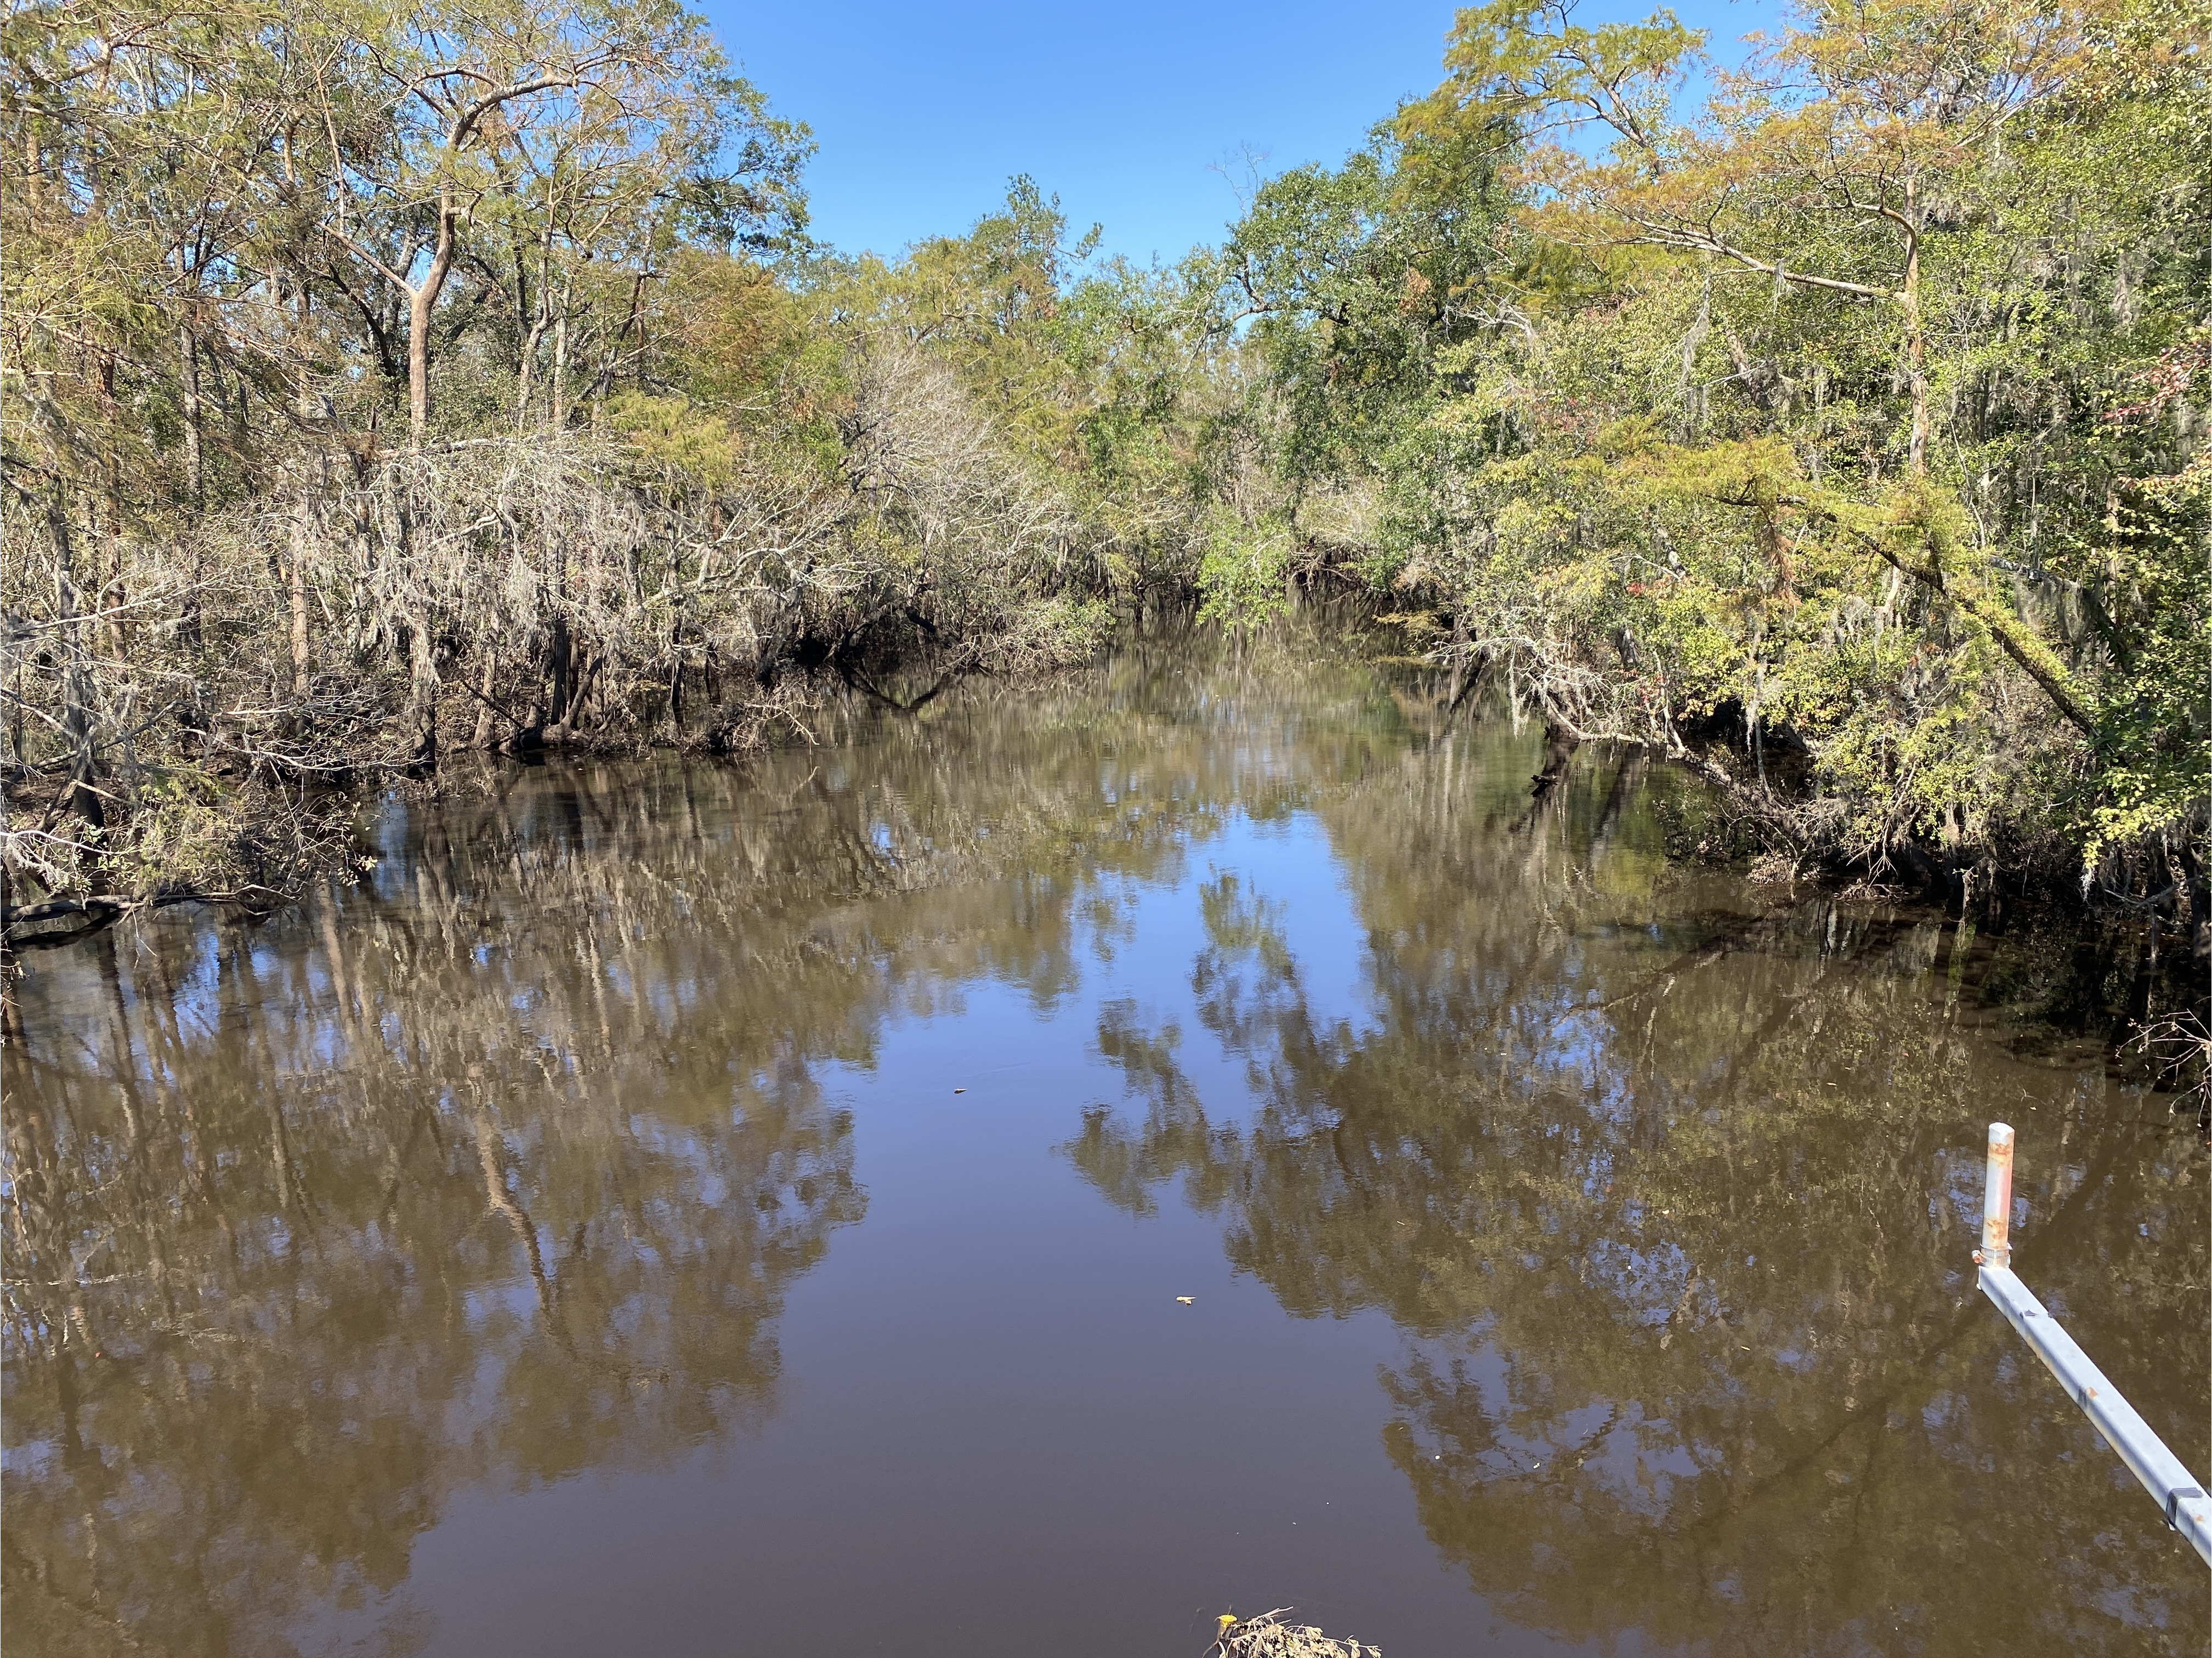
[700,1,1774,267]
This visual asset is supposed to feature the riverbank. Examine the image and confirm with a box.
[4,625,2203,1125]
[8,0,2203,976]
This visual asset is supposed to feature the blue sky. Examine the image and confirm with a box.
[700,1,1778,268]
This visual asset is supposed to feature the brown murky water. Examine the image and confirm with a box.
[4,638,2206,1657]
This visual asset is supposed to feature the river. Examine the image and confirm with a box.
[3,637,2204,1656]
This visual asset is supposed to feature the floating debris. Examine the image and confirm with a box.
[1212,1609,1380,1657]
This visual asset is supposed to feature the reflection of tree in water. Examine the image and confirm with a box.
[1068,736,2209,1656]
[2,887,865,1656]
[10,636,2199,1656]
[0,637,1406,1658]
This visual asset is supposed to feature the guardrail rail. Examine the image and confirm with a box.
[1973,1121,2211,1567]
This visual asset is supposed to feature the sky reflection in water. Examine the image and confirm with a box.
[3,639,2205,1657]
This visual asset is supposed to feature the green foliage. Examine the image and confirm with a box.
[1223,109,1518,491]
[2,26,1211,922]
[1203,0,2209,884]
[1196,504,1298,627]
[2,0,2202,922]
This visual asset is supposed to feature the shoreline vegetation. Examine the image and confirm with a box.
[2,6,2204,998]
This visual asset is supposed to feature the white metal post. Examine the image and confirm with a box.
[1980,1121,2013,1271]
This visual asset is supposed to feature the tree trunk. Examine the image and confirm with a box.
[45,496,104,842]
[406,200,460,445]
[288,515,313,703]
[407,616,440,770]
[550,293,569,431]
[1901,177,1928,479]
[290,309,318,705]
[407,284,434,443]
[1532,721,1580,796]
[669,629,685,735]
[472,649,500,749]
[546,614,573,734]
[178,325,204,507]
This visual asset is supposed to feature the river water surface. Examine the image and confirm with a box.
[4,640,2205,1657]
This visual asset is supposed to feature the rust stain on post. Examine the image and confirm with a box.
[1981,1122,2014,1271]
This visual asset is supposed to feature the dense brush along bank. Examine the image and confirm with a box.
[4,0,2205,961]
[2,3,2207,1645]
[1,641,2205,1657]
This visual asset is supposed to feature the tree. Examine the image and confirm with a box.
[1218,0,2208,890]
[285,0,801,444]
[1222,109,1518,495]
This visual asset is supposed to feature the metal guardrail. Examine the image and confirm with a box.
[1973,1121,2211,1567]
